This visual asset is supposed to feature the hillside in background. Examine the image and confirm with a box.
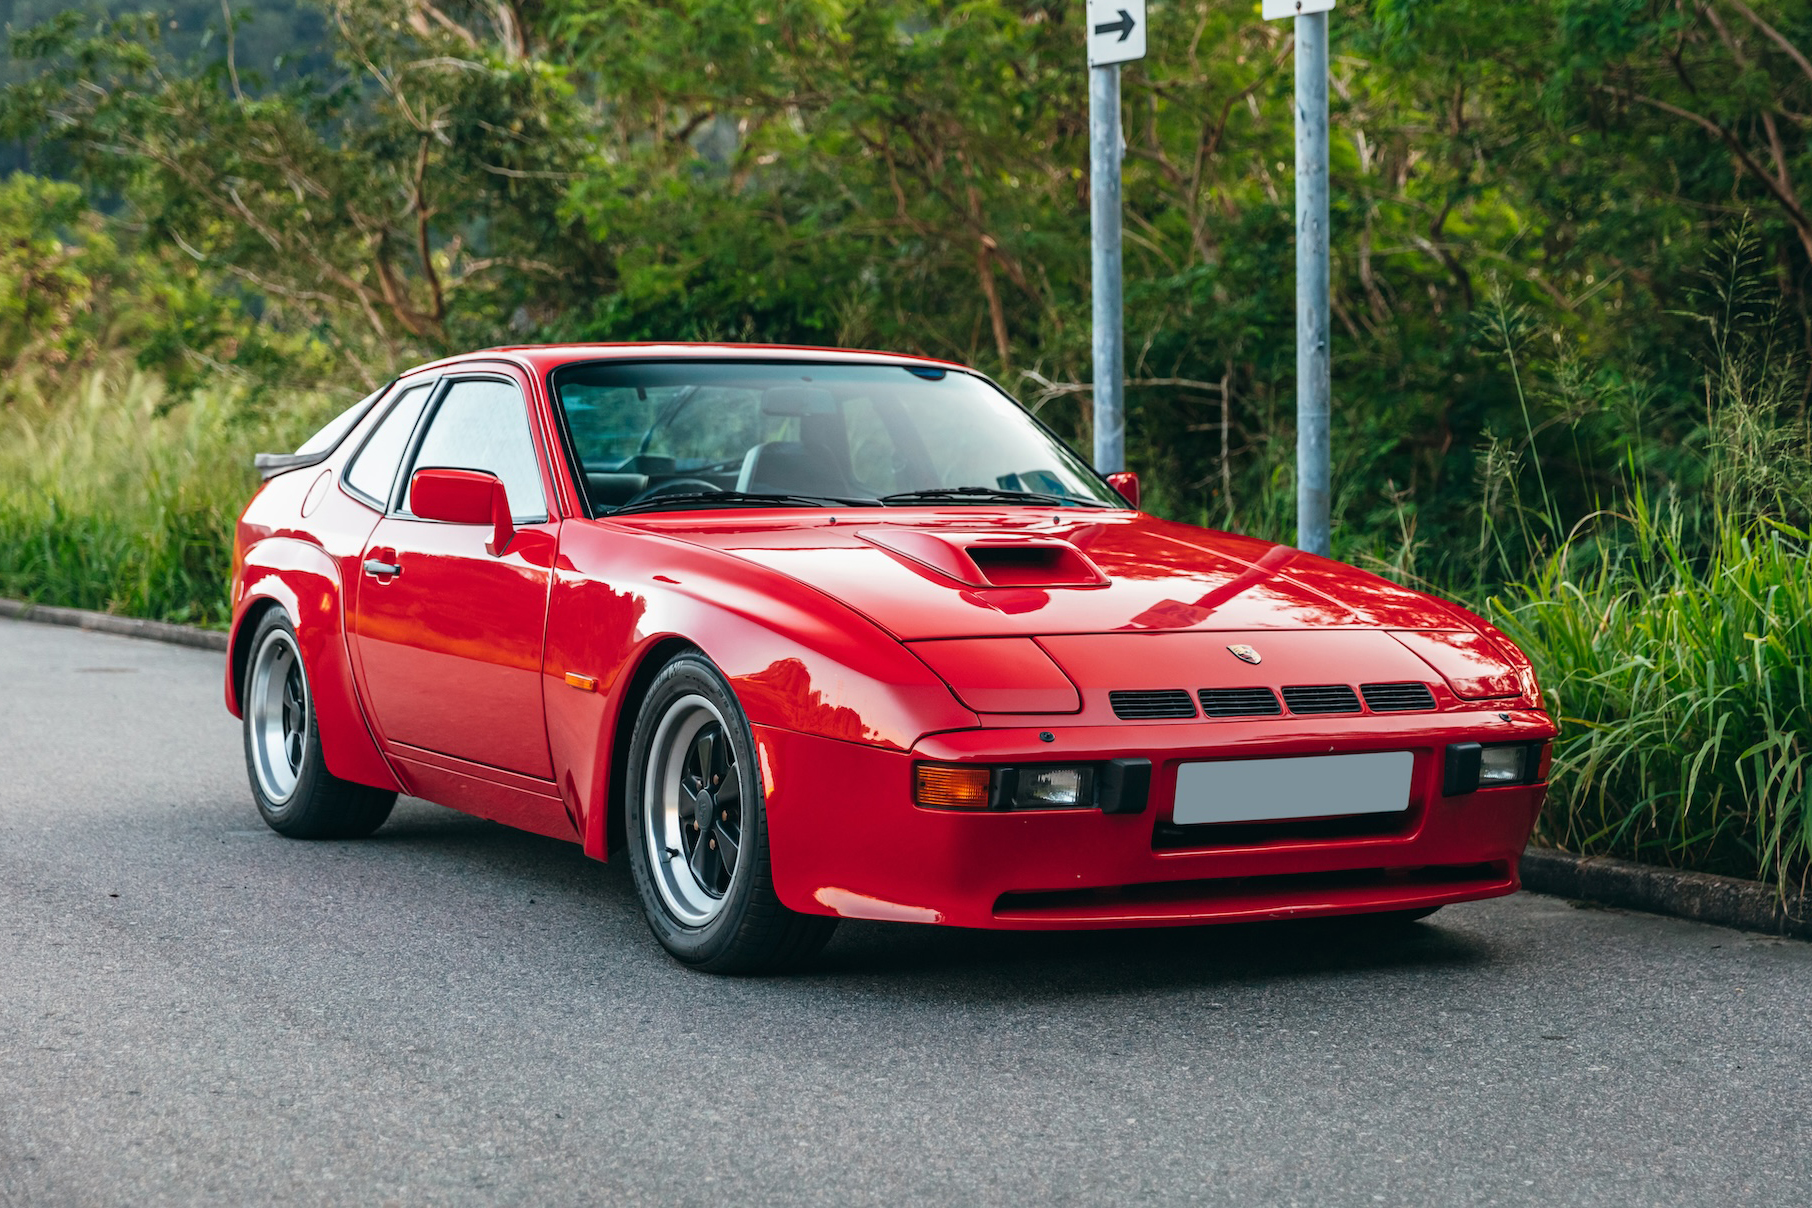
[0,0,328,174]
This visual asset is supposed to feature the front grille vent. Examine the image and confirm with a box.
[1281,684,1363,714]
[1109,689,1197,720]
[1197,687,1284,718]
[1111,683,1428,720]
[1360,681,1437,712]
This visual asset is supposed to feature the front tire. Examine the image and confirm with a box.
[242,610,396,839]
[624,652,835,974]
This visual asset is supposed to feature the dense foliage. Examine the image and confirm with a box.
[0,1,1807,884]
[1495,509,1811,888]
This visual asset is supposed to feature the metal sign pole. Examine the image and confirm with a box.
[1089,62,1124,474]
[1085,1,1144,476]
[1294,9,1332,557]
[1265,0,1336,555]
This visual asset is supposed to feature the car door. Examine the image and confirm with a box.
[348,369,560,781]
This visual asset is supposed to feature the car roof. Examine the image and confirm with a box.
[401,342,976,379]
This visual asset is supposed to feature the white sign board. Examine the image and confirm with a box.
[1086,0,1146,67]
[1263,0,1336,19]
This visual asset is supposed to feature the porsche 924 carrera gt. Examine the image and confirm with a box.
[229,344,1556,972]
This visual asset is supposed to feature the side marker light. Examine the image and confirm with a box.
[914,764,992,809]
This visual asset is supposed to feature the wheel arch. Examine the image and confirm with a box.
[595,634,699,860]
[227,540,403,793]
[547,523,979,863]
[228,597,283,715]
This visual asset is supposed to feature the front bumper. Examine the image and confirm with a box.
[756,709,1553,930]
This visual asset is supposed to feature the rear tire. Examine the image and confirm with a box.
[624,652,836,974]
[242,610,396,839]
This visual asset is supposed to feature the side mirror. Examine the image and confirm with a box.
[1105,471,1140,510]
[409,467,517,557]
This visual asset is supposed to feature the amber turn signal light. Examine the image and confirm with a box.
[914,763,992,809]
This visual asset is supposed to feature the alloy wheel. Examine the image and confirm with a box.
[642,693,745,926]
[248,628,309,805]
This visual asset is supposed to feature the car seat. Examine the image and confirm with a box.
[734,441,860,497]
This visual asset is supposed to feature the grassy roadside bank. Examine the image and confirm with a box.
[0,368,335,628]
[1493,511,1811,895]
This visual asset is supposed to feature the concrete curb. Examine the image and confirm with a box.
[0,598,228,652]
[1522,846,1812,940]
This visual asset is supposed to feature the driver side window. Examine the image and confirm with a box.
[405,378,549,523]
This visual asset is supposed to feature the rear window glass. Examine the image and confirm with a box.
[343,383,434,506]
[295,384,390,457]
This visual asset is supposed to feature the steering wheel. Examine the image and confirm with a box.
[623,478,725,506]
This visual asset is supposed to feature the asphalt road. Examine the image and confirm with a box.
[4,618,1811,1207]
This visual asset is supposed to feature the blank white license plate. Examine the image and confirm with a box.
[1171,751,1414,826]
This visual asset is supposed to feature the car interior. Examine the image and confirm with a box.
[564,381,931,509]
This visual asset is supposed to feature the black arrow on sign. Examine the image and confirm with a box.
[1094,8,1136,42]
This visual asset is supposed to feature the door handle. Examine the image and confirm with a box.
[362,558,402,578]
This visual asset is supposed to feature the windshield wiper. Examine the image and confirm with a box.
[609,491,870,516]
[879,486,1109,508]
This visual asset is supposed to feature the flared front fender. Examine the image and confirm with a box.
[544,522,979,862]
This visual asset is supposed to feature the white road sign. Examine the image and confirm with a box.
[1263,0,1336,19]
[1086,0,1146,67]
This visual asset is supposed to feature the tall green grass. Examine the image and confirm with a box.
[1491,504,1811,893]
[1472,225,1812,894]
[0,367,335,626]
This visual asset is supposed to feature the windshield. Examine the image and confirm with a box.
[549,361,1120,513]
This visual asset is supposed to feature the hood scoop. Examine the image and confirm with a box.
[858,527,1108,589]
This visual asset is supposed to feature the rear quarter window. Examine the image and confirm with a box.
[295,384,390,457]
[343,383,434,507]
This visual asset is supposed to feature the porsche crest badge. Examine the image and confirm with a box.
[1227,644,1262,665]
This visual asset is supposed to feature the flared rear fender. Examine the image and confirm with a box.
[226,537,402,793]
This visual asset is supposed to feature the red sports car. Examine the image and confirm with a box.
[228,344,1555,972]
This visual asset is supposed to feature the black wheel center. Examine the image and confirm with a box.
[676,720,742,897]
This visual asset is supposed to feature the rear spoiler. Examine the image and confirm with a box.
[252,451,331,480]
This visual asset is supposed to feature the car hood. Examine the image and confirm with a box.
[614,509,1473,640]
